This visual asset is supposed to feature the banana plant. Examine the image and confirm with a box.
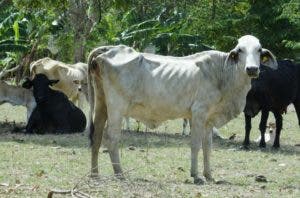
[115,7,212,55]
[0,6,55,79]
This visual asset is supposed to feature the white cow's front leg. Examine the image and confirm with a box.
[105,111,123,178]
[202,129,213,181]
[190,115,204,184]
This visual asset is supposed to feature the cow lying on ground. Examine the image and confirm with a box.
[22,74,86,134]
[243,60,300,148]
[30,57,88,108]
[88,35,277,184]
[0,81,36,121]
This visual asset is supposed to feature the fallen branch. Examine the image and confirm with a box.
[0,64,22,79]
[47,158,148,197]
[47,189,71,198]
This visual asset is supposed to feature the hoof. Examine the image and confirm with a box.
[194,177,205,185]
[240,145,249,150]
[259,142,266,148]
[272,145,280,150]
[204,175,214,183]
[90,173,99,178]
[115,173,125,180]
[206,178,215,183]
[215,180,231,185]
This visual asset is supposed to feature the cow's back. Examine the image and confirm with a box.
[99,48,200,116]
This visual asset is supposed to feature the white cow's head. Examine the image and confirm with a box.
[226,35,277,78]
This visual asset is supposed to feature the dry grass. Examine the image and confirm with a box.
[0,103,299,197]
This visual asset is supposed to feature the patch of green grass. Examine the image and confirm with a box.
[0,103,299,197]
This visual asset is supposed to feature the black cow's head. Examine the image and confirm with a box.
[22,74,59,103]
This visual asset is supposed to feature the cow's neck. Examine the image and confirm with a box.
[206,58,252,128]
[217,55,251,94]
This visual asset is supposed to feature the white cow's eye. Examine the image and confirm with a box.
[238,48,243,53]
[258,48,262,52]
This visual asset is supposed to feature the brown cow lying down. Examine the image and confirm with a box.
[30,57,88,108]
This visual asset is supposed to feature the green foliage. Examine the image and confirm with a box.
[0,44,28,52]
[0,3,25,68]
[1,0,299,72]
[109,6,212,55]
[12,20,19,41]
[0,0,68,71]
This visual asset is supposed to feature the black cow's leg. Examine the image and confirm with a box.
[25,108,40,134]
[243,113,252,148]
[26,117,38,134]
[25,118,34,134]
[273,112,283,148]
[259,110,269,148]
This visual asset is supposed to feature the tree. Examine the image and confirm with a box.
[12,0,104,62]
[68,0,101,62]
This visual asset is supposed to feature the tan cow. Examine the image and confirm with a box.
[88,35,277,184]
[0,81,36,121]
[30,57,88,108]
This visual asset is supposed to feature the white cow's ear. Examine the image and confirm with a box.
[260,48,278,69]
[225,49,238,68]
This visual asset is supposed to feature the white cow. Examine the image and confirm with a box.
[0,81,36,121]
[30,57,88,108]
[88,35,277,184]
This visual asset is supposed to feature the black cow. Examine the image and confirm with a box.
[243,60,300,149]
[22,74,86,134]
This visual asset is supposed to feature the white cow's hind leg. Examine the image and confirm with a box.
[105,110,123,177]
[91,101,107,176]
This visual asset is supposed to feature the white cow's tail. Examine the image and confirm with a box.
[87,46,114,146]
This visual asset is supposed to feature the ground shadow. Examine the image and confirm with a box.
[0,121,299,156]
[122,130,300,156]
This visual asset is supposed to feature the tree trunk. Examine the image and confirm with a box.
[211,0,216,20]
[74,34,86,62]
[68,0,101,62]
